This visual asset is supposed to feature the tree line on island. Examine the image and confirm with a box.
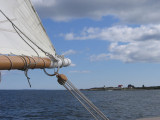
[81,84,160,91]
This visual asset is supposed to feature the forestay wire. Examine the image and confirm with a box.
[57,74,110,120]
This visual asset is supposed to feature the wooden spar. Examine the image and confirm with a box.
[0,55,52,70]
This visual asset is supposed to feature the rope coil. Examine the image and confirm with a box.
[40,57,46,68]
[30,57,37,69]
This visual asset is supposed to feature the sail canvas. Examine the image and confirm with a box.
[0,0,55,57]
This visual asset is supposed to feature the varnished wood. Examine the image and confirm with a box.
[0,56,51,70]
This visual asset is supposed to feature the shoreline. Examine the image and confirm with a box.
[81,86,160,91]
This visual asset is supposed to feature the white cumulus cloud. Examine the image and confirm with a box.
[91,40,160,63]
[62,49,76,56]
[62,24,160,63]
[63,25,160,42]
[108,41,160,63]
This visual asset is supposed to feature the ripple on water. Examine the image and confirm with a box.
[0,90,160,120]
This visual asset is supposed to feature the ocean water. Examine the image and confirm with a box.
[0,90,160,120]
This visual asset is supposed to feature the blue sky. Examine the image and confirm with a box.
[1,0,160,89]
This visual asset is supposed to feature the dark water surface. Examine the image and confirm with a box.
[0,90,160,120]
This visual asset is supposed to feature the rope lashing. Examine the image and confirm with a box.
[20,55,32,87]
[3,55,13,70]
[56,74,110,120]
[29,57,37,69]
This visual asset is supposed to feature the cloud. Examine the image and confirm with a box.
[70,63,76,67]
[62,49,76,56]
[31,0,160,63]
[63,25,160,42]
[32,0,160,23]
[64,33,75,40]
[61,24,160,63]
[89,40,160,63]
[90,54,109,62]
[108,41,160,63]
[69,70,91,73]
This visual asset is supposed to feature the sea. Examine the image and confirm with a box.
[0,90,160,120]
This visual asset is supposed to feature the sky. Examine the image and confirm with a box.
[1,0,160,89]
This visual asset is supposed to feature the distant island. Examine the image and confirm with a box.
[81,84,160,91]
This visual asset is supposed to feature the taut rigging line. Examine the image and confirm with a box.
[57,74,110,120]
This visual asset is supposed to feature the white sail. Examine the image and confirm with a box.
[0,0,56,57]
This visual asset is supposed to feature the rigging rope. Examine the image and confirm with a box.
[0,10,49,56]
[57,74,110,120]
[0,10,57,62]
[63,84,99,120]
[66,80,108,120]
[0,10,58,87]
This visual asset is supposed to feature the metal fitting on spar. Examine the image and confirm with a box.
[50,58,71,68]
